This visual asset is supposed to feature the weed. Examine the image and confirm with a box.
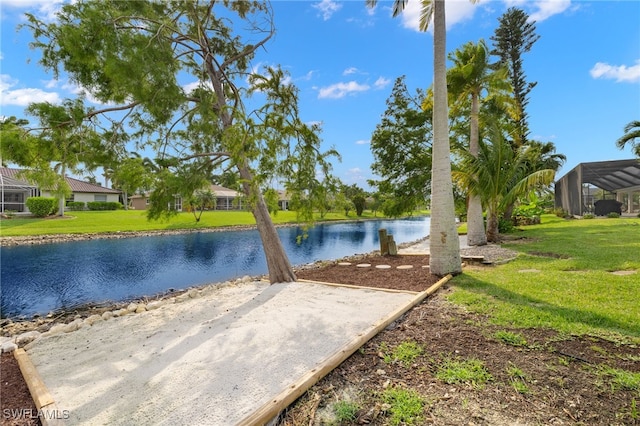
[590,345,608,356]
[333,400,360,423]
[436,358,493,388]
[507,363,532,394]
[381,387,424,426]
[494,330,528,347]
[511,380,531,394]
[598,366,640,391]
[557,356,570,367]
[506,364,528,380]
[381,340,423,367]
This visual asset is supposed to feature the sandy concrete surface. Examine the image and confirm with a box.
[26,280,418,425]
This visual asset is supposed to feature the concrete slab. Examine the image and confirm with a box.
[25,280,422,425]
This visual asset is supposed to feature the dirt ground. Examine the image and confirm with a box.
[2,252,639,426]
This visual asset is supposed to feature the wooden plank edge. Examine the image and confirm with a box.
[237,274,452,426]
[13,348,66,426]
[295,279,420,295]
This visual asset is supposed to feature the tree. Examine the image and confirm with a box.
[5,100,100,216]
[447,40,511,246]
[453,125,555,242]
[616,120,640,157]
[25,1,337,283]
[366,0,480,275]
[186,189,216,222]
[490,7,540,149]
[370,76,432,216]
[110,156,154,210]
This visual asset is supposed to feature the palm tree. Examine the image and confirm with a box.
[453,125,555,242]
[616,120,640,157]
[448,39,511,246]
[366,0,478,275]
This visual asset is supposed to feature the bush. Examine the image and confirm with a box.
[553,207,568,218]
[498,217,515,233]
[87,201,122,211]
[582,213,595,219]
[25,197,57,217]
[607,212,620,218]
[67,201,86,211]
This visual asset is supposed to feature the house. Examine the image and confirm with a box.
[130,184,244,211]
[0,167,121,213]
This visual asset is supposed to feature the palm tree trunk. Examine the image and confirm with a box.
[466,93,487,246]
[429,0,462,276]
[238,163,296,284]
[486,208,500,243]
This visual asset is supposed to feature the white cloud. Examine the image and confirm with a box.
[399,0,478,32]
[590,60,640,83]
[312,0,342,21]
[373,76,390,89]
[1,0,64,22]
[355,139,370,145]
[0,74,61,106]
[527,0,572,23]
[318,81,370,99]
[343,67,359,75]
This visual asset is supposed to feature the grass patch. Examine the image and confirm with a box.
[0,209,428,237]
[598,366,640,392]
[332,400,360,423]
[380,340,423,367]
[449,215,640,343]
[381,387,424,426]
[494,330,528,347]
[507,363,532,395]
[435,357,493,388]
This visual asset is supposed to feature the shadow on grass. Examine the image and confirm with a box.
[451,274,640,340]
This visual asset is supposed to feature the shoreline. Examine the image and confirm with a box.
[0,216,417,246]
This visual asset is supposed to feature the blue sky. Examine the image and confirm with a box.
[1,0,639,189]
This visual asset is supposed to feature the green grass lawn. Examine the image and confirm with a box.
[0,209,423,237]
[450,214,640,343]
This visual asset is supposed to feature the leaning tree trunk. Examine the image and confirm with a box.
[238,164,297,284]
[466,93,487,246]
[429,0,462,276]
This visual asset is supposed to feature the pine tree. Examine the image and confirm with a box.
[490,7,540,148]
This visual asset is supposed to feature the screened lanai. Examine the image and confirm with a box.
[0,172,40,213]
[554,159,640,216]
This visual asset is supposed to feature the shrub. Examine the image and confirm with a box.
[498,217,515,233]
[553,208,568,218]
[607,212,621,218]
[25,197,57,217]
[67,201,86,211]
[87,201,122,211]
[582,213,595,219]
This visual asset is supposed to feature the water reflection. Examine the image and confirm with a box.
[1,217,429,318]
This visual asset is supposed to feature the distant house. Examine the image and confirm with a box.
[130,184,245,211]
[0,167,121,213]
[277,190,291,211]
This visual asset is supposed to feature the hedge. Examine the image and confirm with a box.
[87,201,123,211]
[67,201,86,211]
[26,197,57,217]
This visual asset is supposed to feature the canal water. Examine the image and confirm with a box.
[1,217,430,318]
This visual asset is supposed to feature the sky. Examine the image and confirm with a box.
[1,0,639,190]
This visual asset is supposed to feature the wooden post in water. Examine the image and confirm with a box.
[378,228,388,255]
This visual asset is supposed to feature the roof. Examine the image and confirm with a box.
[130,184,242,198]
[0,167,121,194]
[575,159,640,192]
[555,159,640,193]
